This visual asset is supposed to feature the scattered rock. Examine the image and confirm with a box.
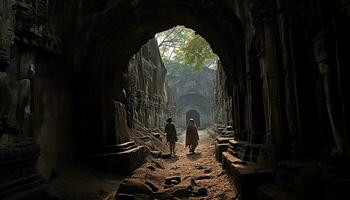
[144,141,154,149]
[172,185,193,198]
[190,178,197,186]
[217,170,226,176]
[183,176,197,186]
[115,193,135,200]
[152,132,161,139]
[141,135,152,141]
[150,150,162,158]
[144,163,156,171]
[186,185,194,192]
[170,179,179,185]
[190,191,199,197]
[220,190,236,200]
[198,187,208,196]
[117,179,153,195]
[195,175,213,180]
[153,185,192,199]
[162,153,172,159]
[164,184,175,189]
[145,180,159,192]
[150,191,172,199]
[196,165,205,170]
[165,176,181,185]
[204,168,212,173]
[149,157,165,169]
[171,166,179,170]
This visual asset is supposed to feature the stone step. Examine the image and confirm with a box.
[220,131,234,137]
[228,139,239,146]
[0,174,41,191]
[0,174,47,200]
[94,141,136,154]
[152,132,161,139]
[222,152,273,199]
[216,137,234,144]
[227,147,240,159]
[257,184,297,200]
[215,143,229,162]
[90,145,147,174]
[140,136,152,142]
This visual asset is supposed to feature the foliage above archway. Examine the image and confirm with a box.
[156,26,218,72]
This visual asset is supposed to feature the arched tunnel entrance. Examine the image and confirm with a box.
[76,0,245,151]
[71,0,246,197]
[186,110,201,127]
[2,0,349,199]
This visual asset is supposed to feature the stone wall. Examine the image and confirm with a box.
[0,0,74,178]
[213,60,233,126]
[209,0,350,161]
[128,38,175,129]
[167,67,215,128]
[213,0,350,198]
[1,0,350,199]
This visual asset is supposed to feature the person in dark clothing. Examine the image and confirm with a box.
[165,117,177,156]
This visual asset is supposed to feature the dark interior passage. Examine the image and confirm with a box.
[1,0,350,200]
[186,110,201,127]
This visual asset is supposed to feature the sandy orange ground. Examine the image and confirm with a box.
[49,129,236,200]
[158,130,236,199]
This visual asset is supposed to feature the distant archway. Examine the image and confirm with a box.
[186,110,200,127]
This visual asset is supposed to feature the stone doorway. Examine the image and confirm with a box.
[186,109,201,127]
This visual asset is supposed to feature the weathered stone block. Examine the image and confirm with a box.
[113,101,130,144]
[115,193,135,200]
[0,141,47,200]
[90,144,147,175]
[222,152,273,200]
[165,176,181,185]
[117,179,153,195]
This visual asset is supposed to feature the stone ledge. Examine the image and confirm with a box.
[0,142,47,200]
[257,184,297,200]
[89,144,147,175]
[0,174,47,200]
[222,152,273,199]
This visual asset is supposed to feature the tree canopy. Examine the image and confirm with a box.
[156,26,218,72]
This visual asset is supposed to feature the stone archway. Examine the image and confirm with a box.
[73,0,246,151]
[186,109,201,127]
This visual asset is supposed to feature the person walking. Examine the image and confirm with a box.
[165,117,177,156]
[185,118,199,154]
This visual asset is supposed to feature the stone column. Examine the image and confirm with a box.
[0,0,14,70]
[314,30,349,156]
[0,0,14,133]
[276,0,302,155]
[246,50,266,144]
[252,0,286,158]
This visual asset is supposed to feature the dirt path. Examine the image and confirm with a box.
[158,129,236,199]
[49,129,235,200]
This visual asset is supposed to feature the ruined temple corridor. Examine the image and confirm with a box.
[1,0,350,199]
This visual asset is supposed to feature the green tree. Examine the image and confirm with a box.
[156,26,217,72]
